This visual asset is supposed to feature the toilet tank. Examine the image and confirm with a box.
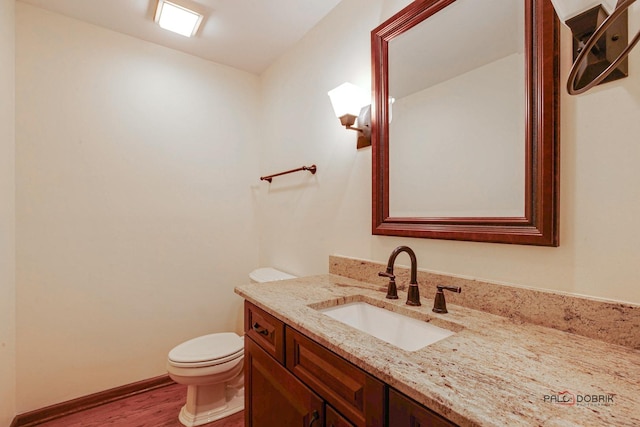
[249,267,296,283]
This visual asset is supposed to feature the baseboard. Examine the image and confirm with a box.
[11,374,174,427]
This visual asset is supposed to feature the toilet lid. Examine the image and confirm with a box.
[249,267,296,282]
[169,332,243,364]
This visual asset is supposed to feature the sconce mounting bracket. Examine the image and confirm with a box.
[566,3,629,91]
[339,106,371,149]
[356,105,371,149]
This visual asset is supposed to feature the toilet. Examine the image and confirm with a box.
[167,267,296,427]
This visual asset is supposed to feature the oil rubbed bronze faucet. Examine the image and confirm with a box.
[378,246,421,306]
[432,285,462,314]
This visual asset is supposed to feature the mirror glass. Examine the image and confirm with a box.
[372,0,559,246]
[388,0,525,218]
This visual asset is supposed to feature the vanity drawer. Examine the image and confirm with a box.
[285,326,384,427]
[244,301,285,363]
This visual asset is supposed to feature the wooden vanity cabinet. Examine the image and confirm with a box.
[244,301,457,427]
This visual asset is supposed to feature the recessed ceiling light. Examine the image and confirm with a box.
[154,0,203,38]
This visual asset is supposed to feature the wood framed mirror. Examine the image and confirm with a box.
[372,0,559,246]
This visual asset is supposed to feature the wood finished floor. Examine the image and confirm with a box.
[37,383,244,427]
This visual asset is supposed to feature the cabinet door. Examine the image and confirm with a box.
[388,388,458,427]
[326,405,355,427]
[245,336,324,427]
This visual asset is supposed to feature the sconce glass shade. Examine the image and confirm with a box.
[549,0,616,22]
[327,83,370,118]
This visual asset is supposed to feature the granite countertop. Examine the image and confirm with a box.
[235,274,640,427]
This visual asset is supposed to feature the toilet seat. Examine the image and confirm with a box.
[168,332,244,368]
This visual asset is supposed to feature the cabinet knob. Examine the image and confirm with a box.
[252,322,269,336]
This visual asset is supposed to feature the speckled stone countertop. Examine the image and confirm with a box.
[235,274,640,427]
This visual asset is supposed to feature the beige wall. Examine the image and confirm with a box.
[15,4,259,412]
[0,0,16,424]
[259,0,640,304]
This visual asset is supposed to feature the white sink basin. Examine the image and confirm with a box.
[319,302,454,351]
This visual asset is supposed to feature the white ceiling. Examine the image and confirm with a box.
[17,0,343,75]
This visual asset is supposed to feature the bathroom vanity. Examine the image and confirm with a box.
[244,301,455,427]
[236,273,640,426]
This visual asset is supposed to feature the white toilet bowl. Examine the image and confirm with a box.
[168,267,295,426]
[167,332,245,427]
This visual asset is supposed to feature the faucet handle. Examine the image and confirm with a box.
[437,285,461,293]
[432,285,461,314]
[378,271,398,299]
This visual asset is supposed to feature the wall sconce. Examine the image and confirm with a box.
[549,0,640,94]
[327,82,372,149]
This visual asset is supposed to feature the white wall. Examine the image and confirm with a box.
[15,3,259,412]
[257,0,383,277]
[259,0,640,305]
[0,0,16,424]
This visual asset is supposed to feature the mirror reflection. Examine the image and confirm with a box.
[388,0,526,218]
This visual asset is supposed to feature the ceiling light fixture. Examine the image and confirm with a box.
[154,0,203,38]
